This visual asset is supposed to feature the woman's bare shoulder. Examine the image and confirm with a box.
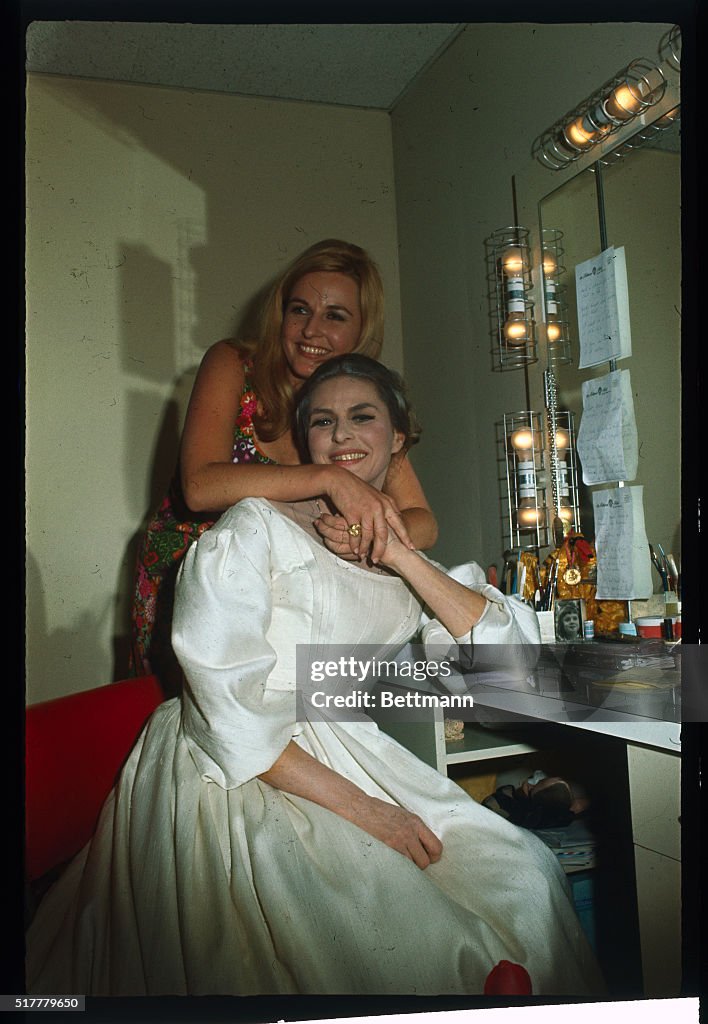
[190,340,250,395]
[201,338,248,368]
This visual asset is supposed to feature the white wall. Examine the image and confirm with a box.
[391,22,672,569]
[26,74,402,702]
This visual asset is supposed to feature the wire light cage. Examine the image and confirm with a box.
[544,370,581,537]
[597,23,680,168]
[546,410,581,535]
[502,411,549,550]
[659,24,681,71]
[486,226,537,370]
[540,228,572,368]
[597,103,680,167]
[531,57,667,171]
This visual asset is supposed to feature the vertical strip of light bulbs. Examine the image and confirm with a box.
[487,227,537,368]
[552,414,579,529]
[504,411,548,548]
[502,240,530,347]
[541,229,571,366]
[544,369,581,537]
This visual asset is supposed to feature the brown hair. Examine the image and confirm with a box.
[293,353,421,461]
[235,239,385,440]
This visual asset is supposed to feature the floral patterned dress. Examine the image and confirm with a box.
[130,361,274,694]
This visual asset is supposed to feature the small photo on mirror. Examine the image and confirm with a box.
[554,599,585,643]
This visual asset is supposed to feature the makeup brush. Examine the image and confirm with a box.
[542,558,558,611]
[656,544,679,632]
[666,553,680,599]
[501,551,515,596]
[649,544,668,591]
[657,543,672,583]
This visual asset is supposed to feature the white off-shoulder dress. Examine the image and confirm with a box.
[27,499,602,996]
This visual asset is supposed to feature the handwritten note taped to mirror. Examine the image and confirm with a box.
[575,246,632,368]
[576,369,638,484]
[592,485,653,599]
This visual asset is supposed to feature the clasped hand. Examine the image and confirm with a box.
[316,470,413,563]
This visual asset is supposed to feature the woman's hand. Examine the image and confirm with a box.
[260,741,441,870]
[374,524,410,570]
[349,793,443,869]
[314,513,361,560]
[323,467,413,562]
[376,541,490,639]
[314,512,402,563]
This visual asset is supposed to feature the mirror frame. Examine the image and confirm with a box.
[514,61,680,554]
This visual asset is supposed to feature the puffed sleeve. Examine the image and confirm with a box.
[419,561,541,682]
[171,501,298,790]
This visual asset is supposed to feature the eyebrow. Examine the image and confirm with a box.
[287,295,354,316]
[309,402,379,417]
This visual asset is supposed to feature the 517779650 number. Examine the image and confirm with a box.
[1,996,84,1011]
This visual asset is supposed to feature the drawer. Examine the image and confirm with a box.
[633,845,682,996]
[627,744,680,860]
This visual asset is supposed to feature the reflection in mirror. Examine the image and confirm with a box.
[538,118,681,573]
[540,228,572,367]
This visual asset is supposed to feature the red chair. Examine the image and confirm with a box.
[25,674,165,883]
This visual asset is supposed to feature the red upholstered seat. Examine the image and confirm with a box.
[25,675,165,882]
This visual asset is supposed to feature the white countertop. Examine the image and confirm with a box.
[388,643,683,753]
[467,685,682,752]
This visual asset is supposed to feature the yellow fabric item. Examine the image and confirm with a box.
[521,535,627,636]
[453,771,498,804]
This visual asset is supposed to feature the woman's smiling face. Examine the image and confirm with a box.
[306,376,404,491]
[281,272,362,384]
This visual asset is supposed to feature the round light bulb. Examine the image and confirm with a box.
[502,246,527,277]
[565,116,596,149]
[554,427,570,453]
[558,501,574,525]
[503,315,531,345]
[511,427,535,453]
[542,250,558,276]
[546,319,562,343]
[517,499,545,530]
[604,81,644,122]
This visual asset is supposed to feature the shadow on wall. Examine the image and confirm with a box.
[119,243,178,382]
[115,385,196,681]
[39,75,400,687]
[112,275,270,678]
[26,549,111,703]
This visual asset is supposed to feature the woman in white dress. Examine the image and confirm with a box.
[27,355,602,997]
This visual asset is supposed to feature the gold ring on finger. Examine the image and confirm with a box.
[348,522,362,538]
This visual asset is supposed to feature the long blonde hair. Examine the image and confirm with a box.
[235,239,385,440]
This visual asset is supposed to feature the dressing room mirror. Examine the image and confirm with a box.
[538,113,681,565]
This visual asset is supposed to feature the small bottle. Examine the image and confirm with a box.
[583,620,595,640]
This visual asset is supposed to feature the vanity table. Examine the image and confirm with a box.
[371,641,682,998]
